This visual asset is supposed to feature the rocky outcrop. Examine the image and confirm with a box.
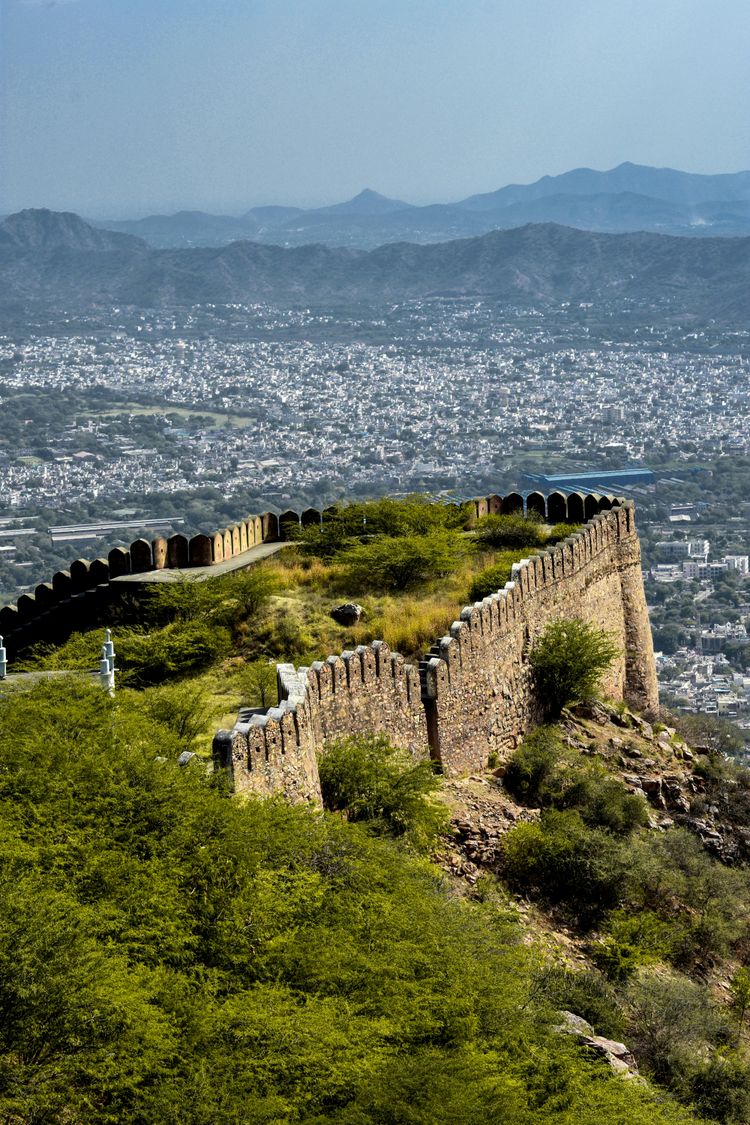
[557,1012,639,1076]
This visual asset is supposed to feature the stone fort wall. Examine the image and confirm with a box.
[214,493,658,803]
[0,507,310,660]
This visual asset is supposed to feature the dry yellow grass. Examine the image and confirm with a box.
[257,547,510,663]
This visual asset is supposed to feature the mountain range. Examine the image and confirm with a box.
[92,164,750,249]
[1,207,749,324]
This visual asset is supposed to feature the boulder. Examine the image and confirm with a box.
[330,602,363,627]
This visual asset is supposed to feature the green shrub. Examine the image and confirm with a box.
[530,618,619,718]
[467,552,522,602]
[625,968,723,1089]
[145,568,277,631]
[536,966,625,1039]
[0,678,709,1124]
[592,909,683,980]
[566,765,649,835]
[502,809,627,923]
[628,828,750,967]
[115,621,231,686]
[503,727,562,805]
[232,658,279,708]
[674,712,747,759]
[688,1052,750,1124]
[341,531,468,592]
[503,728,648,835]
[318,734,448,849]
[297,496,470,558]
[547,522,582,543]
[139,681,218,745]
[474,513,546,550]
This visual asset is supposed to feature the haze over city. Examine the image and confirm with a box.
[3,0,750,217]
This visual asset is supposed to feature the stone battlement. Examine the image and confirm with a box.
[214,494,658,802]
[0,488,616,661]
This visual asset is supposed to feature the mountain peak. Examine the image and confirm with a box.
[0,208,145,253]
[313,189,413,217]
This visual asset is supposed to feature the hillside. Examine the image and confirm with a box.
[95,163,750,248]
[5,498,750,1122]
[2,208,750,323]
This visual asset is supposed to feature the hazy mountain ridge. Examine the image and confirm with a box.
[2,208,749,323]
[91,163,750,249]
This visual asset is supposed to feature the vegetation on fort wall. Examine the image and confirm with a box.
[530,618,620,719]
[0,678,700,1124]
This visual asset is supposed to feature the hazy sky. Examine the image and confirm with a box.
[2,0,749,217]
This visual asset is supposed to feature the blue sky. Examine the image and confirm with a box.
[2,0,749,217]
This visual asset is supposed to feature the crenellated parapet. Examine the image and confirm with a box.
[0,489,618,662]
[215,639,430,803]
[0,507,293,660]
[216,495,658,800]
[418,502,656,775]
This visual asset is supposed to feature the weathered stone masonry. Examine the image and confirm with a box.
[216,497,658,803]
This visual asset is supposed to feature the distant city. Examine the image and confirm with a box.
[2,170,750,723]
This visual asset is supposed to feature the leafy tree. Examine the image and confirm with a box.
[341,531,468,593]
[233,658,279,708]
[537,965,625,1039]
[115,621,232,686]
[628,828,750,967]
[318,734,448,849]
[139,680,218,745]
[146,568,277,631]
[530,618,619,718]
[625,968,723,1089]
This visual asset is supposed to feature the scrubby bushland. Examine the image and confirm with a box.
[536,965,625,1039]
[673,712,747,760]
[295,496,471,560]
[16,619,232,687]
[503,809,628,924]
[145,568,278,629]
[0,678,699,1124]
[318,734,448,850]
[503,727,648,834]
[530,617,619,718]
[17,567,278,685]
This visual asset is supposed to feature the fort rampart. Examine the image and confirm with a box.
[213,493,658,803]
[0,489,658,802]
[0,506,317,660]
